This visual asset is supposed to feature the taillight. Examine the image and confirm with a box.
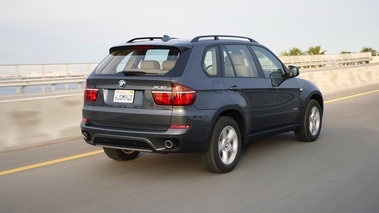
[152,92,171,105]
[84,83,99,102]
[152,84,197,106]
[84,89,99,102]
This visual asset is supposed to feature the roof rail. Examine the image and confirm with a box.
[127,35,174,43]
[191,35,257,43]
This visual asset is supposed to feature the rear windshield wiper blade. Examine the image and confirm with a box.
[122,70,147,76]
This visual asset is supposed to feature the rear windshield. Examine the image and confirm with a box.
[94,47,180,75]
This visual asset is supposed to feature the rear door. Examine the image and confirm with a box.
[83,46,180,131]
[220,44,273,134]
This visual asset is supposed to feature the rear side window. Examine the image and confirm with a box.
[223,45,259,77]
[94,47,180,75]
[202,46,219,76]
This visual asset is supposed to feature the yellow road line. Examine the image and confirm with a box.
[1,89,378,176]
[324,89,379,104]
[0,150,103,176]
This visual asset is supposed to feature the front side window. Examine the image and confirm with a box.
[251,46,284,78]
[223,45,259,77]
[94,47,180,75]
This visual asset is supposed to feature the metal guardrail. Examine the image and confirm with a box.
[0,54,374,78]
[0,76,87,94]
[279,52,372,68]
[0,63,98,78]
[0,53,376,95]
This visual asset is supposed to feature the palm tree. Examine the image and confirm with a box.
[361,47,376,56]
[280,47,303,56]
[307,45,326,55]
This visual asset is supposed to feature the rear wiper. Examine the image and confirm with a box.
[122,70,147,76]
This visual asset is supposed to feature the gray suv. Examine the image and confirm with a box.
[81,35,323,173]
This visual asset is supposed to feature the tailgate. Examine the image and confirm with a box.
[83,77,173,131]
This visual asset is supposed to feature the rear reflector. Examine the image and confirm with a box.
[170,124,191,129]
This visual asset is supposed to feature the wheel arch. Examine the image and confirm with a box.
[310,93,324,113]
[207,106,246,144]
[296,91,324,131]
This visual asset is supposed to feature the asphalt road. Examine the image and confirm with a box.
[1,85,379,213]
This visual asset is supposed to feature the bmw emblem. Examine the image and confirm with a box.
[118,80,126,88]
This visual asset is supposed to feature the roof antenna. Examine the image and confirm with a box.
[162,35,171,42]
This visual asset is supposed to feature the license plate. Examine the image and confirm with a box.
[114,90,135,103]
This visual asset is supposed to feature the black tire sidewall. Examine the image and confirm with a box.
[304,100,322,141]
[103,148,140,161]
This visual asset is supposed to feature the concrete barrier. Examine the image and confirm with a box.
[0,64,378,152]
[0,93,83,152]
[300,63,379,94]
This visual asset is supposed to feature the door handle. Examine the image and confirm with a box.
[230,86,240,91]
[270,86,279,90]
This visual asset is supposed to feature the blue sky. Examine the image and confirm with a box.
[1,0,378,64]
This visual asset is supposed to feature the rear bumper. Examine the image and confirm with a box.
[80,121,210,153]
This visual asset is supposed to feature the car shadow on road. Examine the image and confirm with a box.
[90,132,309,178]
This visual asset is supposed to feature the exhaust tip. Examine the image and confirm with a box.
[82,131,91,141]
[164,140,173,149]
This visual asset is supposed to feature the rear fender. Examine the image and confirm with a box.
[205,105,246,146]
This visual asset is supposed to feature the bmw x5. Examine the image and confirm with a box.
[80,35,323,173]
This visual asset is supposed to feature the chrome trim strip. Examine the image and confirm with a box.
[93,134,166,152]
[97,144,155,153]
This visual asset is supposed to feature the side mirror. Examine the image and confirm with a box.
[288,65,299,78]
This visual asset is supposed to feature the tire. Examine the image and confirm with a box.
[200,116,242,173]
[295,99,323,142]
[103,148,140,161]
